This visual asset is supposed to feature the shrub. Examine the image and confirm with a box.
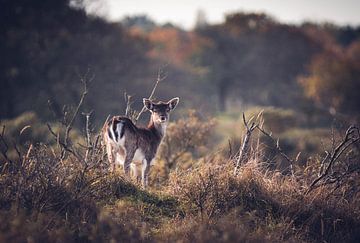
[150,110,216,186]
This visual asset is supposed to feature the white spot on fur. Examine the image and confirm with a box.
[155,122,167,136]
[109,126,116,142]
[133,148,145,163]
[117,135,125,147]
[161,123,167,136]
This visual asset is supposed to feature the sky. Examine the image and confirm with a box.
[84,0,360,29]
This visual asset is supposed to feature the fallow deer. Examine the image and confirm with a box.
[103,97,179,188]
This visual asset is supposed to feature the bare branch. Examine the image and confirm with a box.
[233,111,297,176]
[1,125,5,137]
[13,140,21,159]
[22,144,33,167]
[46,123,81,161]
[228,139,233,159]
[256,125,295,176]
[19,125,31,136]
[306,125,360,194]
[0,125,11,163]
[234,113,257,175]
[82,111,93,163]
[63,74,91,148]
[124,92,133,117]
[135,67,167,123]
[46,72,92,161]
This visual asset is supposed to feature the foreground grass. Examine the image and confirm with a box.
[1,146,360,242]
[1,109,359,242]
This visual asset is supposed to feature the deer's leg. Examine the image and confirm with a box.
[141,159,151,189]
[115,147,125,166]
[130,163,138,180]
[123,149,135,177]
[106,143,116,172]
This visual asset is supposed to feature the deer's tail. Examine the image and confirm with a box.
[109,118,125,142]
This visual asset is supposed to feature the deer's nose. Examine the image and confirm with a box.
[160,116,167,121]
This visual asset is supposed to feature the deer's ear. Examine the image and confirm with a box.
[143,98,153,111]
[168,97,179,110]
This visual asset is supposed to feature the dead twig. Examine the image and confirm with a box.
[234,113,256,175]
[82,111,93,163]
[135,67,167,123]
[46,71,93,161]
[0,125,12,164]
[233,111,298,176]
[256,125,296,176]
[306,125,360,194]
[124,92,134,118]
[63,73,92,148]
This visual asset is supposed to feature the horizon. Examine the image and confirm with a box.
[83,0,360,29]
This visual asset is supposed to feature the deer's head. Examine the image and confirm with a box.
[143,97,179,124]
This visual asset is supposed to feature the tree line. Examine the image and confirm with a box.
[1,1,359,125]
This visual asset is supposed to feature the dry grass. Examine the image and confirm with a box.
[163,158,360,242]
[0,112,359,242]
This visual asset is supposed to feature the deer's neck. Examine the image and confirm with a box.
[147,118,167,138]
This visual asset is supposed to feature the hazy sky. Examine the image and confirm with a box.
[86,0,360,29]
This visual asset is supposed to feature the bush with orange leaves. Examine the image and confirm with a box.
[299,41,360,117]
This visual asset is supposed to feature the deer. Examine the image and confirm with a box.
[103,97,179,188]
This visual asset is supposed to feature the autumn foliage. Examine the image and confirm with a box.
[299,41,360,116]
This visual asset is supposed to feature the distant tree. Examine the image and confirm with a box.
[147,27,208,66]
[301,22,360,48]
[336,26,360,46]
[0,0,150,122]
[122,15,156,32]
[195,9,207,29]
[299,42,360,115]
[195,13,319,111]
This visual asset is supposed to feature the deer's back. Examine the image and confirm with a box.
[105,116,161,158]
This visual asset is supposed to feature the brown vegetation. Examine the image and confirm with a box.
[1,2,360,242]
[1,107,359,242]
